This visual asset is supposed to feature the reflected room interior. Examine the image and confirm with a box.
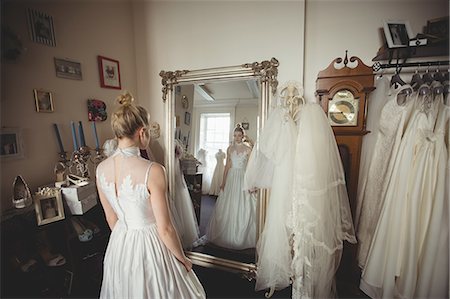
[173,79,261,264]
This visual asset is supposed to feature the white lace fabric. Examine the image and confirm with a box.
[96,147,155,228]
[288,104,356,299]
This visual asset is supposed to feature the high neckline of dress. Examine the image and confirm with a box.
[114,146,141,157]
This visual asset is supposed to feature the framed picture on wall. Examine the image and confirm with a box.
[241,122,250,130]
[27,8,56,47]
[383,20,413,48]
[34,89,54,112]
[54,58,82,80]
[184,112,191,125]
[98,55,121,89]
[0,128,24,160]
[34,188,65,226]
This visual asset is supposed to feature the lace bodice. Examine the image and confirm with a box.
[96,147,155,228]
[230,151,249,169]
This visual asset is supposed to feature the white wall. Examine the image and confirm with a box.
[1,1,137,211]
[303,0,448,101]
[132,0,306,163]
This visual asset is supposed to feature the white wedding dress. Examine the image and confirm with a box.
[360,88,445,298]
[288,103,356,299]
[206,145,257,250]
[173,155,200,249]
[209,150,226,196]
[355,83,415,268]
[96,147,205,299]
[251,106,298,292]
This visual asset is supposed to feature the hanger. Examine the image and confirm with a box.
[422,64,433,84]
[432,66,445,83]
[410,65,424,90]
[390,66,406,88]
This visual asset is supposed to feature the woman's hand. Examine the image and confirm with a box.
[182,257,193,272]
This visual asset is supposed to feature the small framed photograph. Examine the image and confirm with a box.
[426,16,449,40]
[184,111,191,125]
[34,89,54,112]
[98,55,121,89]
[54,58,82,80]
[34,188,65,226]
[0,128,24,160]
[383,20,413,48]
[241,122,250,130]
[27,8,56,47]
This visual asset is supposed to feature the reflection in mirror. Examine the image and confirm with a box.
[161,58,278,278]
[174,80,260,264]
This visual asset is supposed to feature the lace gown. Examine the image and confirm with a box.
[252,106,298,292]
[209,150,226,196]
[360,89,443,298]
[288,103,356,299]
[96,147,205,299]
[206,147,257,250]
[355,84,414,268]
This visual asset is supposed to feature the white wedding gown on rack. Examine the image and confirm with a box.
[361,86,448,298]
[96,147,205,298]
[288,103,356,299]
[248,105,298,292]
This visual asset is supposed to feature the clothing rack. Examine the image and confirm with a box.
[373,60,450,72]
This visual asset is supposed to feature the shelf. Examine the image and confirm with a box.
[373,42,449,62]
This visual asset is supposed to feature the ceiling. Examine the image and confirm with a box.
[193,79,260,107]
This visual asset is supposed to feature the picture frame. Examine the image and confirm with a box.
[34,188,65,226]
[184,111,191,125]
[34,89,54,112]
[383,20,413,48]
[241,122,250,130]
[0,128,24,160]
[54,58,82,80]
[27,8,56,47]
[98,55,121,89]
[426,16,449,40]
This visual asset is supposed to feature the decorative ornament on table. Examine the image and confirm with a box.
[12,175,32,209]
[54,162,69,188]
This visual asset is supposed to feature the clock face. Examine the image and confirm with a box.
[328,90,358,126]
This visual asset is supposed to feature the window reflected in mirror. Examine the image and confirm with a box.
[173,79,261,264]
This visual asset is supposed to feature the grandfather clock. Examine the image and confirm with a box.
[316,51,374,217]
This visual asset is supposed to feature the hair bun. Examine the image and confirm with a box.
[116,91,134,107]
[235,123,242,129]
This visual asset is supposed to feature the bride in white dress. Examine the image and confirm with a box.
[206,124,257,250]
[96,92,205,298]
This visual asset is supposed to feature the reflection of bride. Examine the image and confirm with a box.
[206,124,256,250]
[172,140,200,249]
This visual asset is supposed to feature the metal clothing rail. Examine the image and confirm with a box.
[373,60,450,72]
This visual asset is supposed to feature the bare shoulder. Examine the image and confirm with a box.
[149,162,166,177]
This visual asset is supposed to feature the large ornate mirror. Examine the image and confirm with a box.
[160,58,279,278]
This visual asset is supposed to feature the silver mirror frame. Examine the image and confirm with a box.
[160,58,279,278]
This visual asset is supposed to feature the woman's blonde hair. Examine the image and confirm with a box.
[111,91,150,139]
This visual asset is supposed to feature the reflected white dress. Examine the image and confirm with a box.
[173,156,200,249]
[96,147,205,299]
[197,148,210,194]
[209,150,226,196]
[206,146,257,250]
